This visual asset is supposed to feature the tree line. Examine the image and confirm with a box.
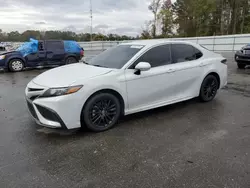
[142,0,250,39]
[1,0,250,42]
[0,29,138,42]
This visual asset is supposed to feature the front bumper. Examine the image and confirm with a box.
[26,98,67,129]
[235,52,250,64]
[25,81,86,129]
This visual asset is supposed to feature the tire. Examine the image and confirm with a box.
[8,59,24,72]
[199,75,219,102]
[237,62,246,69]
[81,93,121,132]
[65,57,77,64]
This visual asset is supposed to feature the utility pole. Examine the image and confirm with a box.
[90,0,93,41]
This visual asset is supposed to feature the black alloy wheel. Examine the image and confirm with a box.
[82,93,121,132]
[200,75,219,102]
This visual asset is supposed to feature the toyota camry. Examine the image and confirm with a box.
[25,40,227,132]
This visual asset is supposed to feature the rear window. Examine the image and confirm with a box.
[171,44,203,63]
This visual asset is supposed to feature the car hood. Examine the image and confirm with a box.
[242,46,250,50]
[32,63,113,88]
[0,50,17,55]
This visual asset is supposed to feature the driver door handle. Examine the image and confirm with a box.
[199,62,206,67]
[166,68,176,73]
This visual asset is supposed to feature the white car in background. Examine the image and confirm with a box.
[25,40,227,132]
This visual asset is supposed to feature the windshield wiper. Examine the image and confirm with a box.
[83,61,89,65]
[92,64,108,68]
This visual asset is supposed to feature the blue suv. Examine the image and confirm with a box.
[0,38,84,72]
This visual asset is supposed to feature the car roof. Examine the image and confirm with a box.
[120,39,197,47]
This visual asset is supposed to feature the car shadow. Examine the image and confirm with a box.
[0,66,55,74]
[120,98,198,123]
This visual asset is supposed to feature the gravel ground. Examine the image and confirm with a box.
[0,52,249,188]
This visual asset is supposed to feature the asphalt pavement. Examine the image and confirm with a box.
[0,52,250,188]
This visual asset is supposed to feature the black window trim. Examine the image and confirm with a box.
[126,43,172,69]
[38,41,44,51]
[170,42,203,64]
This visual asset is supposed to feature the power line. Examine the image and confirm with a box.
[90,0,93,41]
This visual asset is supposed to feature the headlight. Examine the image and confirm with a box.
[0,55,5,60]
[41,85,83,97]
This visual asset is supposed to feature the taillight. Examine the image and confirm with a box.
[221,59,227,64]
[80,49,84,56]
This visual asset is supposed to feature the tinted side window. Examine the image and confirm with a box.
[132,45,171,68]
[194,47,203,59]
[38,42,44,51]
[46,41,64,51]
[0,47,5,51]
[171,44,202,63]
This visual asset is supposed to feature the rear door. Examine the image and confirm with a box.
[45,41,65,65]
[169,43,204,99]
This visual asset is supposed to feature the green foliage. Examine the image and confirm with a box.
[159,7,174,37]
[148,0,162,37]
[145,0,250,38]
[0,30,137,42]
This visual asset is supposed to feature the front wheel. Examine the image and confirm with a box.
[199,75,219,102]
[81,93,121,132]
[8,59,24,72]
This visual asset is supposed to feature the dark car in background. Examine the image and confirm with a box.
[0,39,84,72]
[235,44,250,69]
[0,46,6,52]
[0,42,7,52]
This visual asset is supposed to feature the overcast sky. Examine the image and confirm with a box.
[0,0,175,36]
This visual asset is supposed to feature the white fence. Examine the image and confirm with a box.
[4,34,250,60]
[79,34,250,60]
[80,34,250,51]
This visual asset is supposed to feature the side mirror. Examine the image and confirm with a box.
[135,62,151,72]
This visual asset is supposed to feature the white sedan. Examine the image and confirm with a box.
[25,40,227,132]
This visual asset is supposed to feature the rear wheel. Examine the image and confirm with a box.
[237,62,246,69]
[8,59,24,72]
[65,57,77,64]
[199,75,219,102]
[81,93,121,132]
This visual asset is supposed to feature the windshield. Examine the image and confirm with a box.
[87,44,144,69]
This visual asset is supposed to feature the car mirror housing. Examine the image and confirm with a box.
[135,62,151,72]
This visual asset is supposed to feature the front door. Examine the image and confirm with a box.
[125,44,177,112]
[25,41,46,67]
